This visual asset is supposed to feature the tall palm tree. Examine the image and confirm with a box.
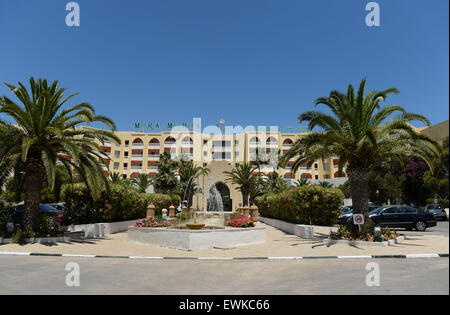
[282,78,440,232]
[132,173,152,193]
[178,161,210,208]
[0,77,120,231]
[224,163,258,206]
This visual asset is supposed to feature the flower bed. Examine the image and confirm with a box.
[133,216,171,228]
[226,214,255,228]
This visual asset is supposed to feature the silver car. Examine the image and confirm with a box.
[425,204,448,220]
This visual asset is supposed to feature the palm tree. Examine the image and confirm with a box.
[153,152,179,194]
[224,163,258,206]
[108,171,123,185]
[294,178,311,187]
[132,173,152,193]
[282,78,439,233]
[0,77,120,231]
[264,172,287,192]
[178,161,210,208]
[317,181,334,188]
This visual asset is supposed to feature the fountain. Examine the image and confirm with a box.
[127,179,266,250]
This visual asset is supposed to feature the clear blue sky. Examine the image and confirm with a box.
[0,0,448,131]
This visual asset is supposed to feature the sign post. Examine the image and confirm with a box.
[353,214,365,233]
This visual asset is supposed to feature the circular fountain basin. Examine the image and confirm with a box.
[185,223,205,230]
[128,226,266,250]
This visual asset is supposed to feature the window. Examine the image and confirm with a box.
[122,174,127,179]
[383,207,399,214]
[203,163,207,167]
[315,175,319,180]
[125,140,129,146]
[114,151,120,158]
[314,163,318,170]
[203,140,208,145]
[324,174,330,179]
[124,151,129,157]
[323,163,330,171]
[124,163,128,169]
[203,151,208,157]
[113,162,119,170]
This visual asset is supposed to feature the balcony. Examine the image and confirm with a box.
[164,142,177,148]
[131,165,142,170]
[132,143,144,149]
[181,141,193,148]
[148,155,159,161]
[266,142,278,148]
[149,142,160,148]
[131,155,144,161]
[249,142,261,147]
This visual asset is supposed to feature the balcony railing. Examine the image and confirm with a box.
[149,143,160,147]
[132,143,144,148]
[131,165,142,170]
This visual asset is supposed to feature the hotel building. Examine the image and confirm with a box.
[87,120,448,211]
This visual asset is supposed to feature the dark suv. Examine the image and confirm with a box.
[369,205,437,231]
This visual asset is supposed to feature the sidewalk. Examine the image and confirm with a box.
[0,223,448,258]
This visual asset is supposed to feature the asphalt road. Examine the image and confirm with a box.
[399,220,449,236]
[0,256,447,295]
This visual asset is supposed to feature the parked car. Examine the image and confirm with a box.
[47,203,65,211]
[337,205,380,225]
[10,204,61,216]
[369,205,437,231]
[425,204,447,221]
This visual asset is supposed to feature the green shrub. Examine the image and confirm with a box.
[61,183,180,225]
[255,185,344,226]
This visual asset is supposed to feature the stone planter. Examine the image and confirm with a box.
[182,206,188,214]
[323,235,407,247]
[1,236,71,245]
[146,204,156,219]
[250,205,259,222]
[169,205,176,217]
[243,206,250,217]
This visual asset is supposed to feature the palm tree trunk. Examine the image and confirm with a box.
[347,165,370,234]
[241,186,249,207]
[24,154,45,232]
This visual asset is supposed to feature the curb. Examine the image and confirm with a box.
[0,252,448,260]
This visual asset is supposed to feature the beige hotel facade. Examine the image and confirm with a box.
[87,119,449,211]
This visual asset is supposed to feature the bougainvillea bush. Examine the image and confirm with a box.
[226,213,255,228]
[254,185,343,226]
[133,216,171,228]
[61,183,180,225]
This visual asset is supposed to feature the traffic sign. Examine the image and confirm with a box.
[353,214,365,225]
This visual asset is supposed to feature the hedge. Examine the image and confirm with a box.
[254,186,344,226]
[61,183,181,225]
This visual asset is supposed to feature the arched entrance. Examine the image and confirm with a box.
[207,182,232,212]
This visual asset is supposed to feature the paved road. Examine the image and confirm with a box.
[399,220,449,236]
[0,256,447,295]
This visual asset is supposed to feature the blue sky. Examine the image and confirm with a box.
[0,0,448,131]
